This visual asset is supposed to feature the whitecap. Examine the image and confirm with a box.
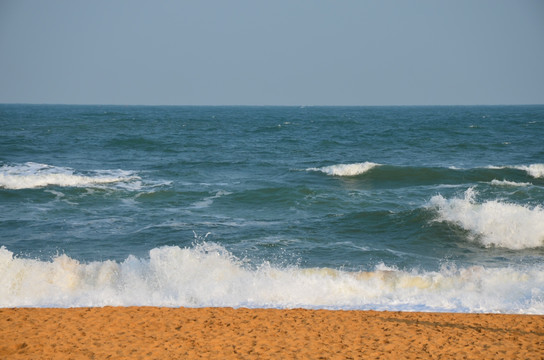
[0,162,140,190]
[485,164,544,178]
[307,162,380,176]
[489,179,531,187]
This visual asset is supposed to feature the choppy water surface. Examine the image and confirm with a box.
[1,104,543,313]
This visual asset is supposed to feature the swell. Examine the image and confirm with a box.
[103,136,178,153]
[307,163,543,188]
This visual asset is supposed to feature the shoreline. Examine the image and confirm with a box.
[1,307,543,359]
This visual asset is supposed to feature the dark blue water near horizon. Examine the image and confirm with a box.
[1,104,543,312]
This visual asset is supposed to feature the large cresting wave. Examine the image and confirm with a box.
[513,164,544,179]
[1,244,543,313]
[429,188,544,249]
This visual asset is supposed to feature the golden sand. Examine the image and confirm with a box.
[0,307,543,359]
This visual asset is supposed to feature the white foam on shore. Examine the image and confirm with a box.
[0,162,140,190]
[428,188,544,249]
[307,162,380,176]
[1,244,542,313]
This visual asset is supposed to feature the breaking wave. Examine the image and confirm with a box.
[307,162,381,176]
[489,179,531,187]
[515,164,544,178]
[428,188,544,249]
[487,164,544,179]
[1,244,543,313]
[0,162,140,190]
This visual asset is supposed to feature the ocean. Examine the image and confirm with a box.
[1,104,543,313]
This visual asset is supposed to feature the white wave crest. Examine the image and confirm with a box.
[1,244,543,313]
[428,188,544,249]
[0,162,140,190]
[514,164,544,178]
[486,164,544,178]
[307,162,380,176]
[489,179,531,187]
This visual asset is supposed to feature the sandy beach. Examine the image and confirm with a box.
[0,307,542,359]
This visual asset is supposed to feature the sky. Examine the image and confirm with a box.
[1,0,543,106]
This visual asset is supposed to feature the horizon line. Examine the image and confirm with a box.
[2,102,543,107]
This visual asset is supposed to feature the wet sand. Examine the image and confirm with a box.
[0,307,543,359]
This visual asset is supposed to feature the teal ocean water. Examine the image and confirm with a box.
[1,104,544,313]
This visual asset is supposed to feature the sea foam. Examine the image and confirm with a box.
[429,188,544,249]
[1,244,542,313]
[307,162,380,176]
[0,162,140,190]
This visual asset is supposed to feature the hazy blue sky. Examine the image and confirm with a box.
[1,0,543,105]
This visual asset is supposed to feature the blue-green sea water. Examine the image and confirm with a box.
[1,104,544,313]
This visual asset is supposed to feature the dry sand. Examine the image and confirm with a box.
[0,307,542,359]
